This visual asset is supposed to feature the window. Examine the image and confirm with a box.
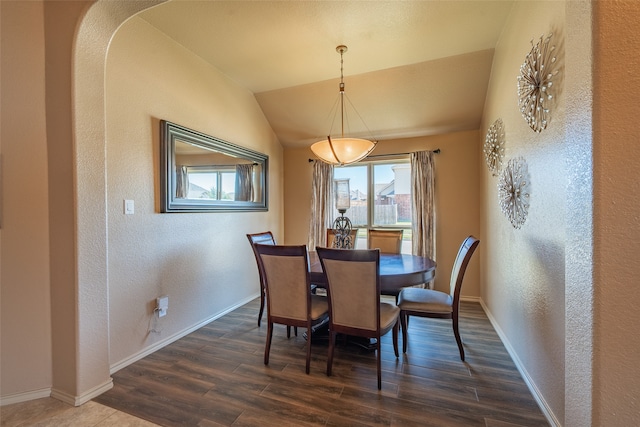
[185,166,236,200]
[333,158,412,253]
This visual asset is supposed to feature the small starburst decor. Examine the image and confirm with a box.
[517,33,558,133]
[484,118,505,176]
[498,157,530,229]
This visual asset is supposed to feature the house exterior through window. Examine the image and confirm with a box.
[333,158,412,253]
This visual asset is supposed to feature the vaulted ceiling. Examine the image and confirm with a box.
[139,1,515,148]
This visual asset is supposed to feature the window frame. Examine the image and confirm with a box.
[333,154,411,232]
[185,165,236,201]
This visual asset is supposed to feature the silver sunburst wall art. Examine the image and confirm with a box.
[484,118,505,176]
[517,33,558,133]
[498,157,530,229]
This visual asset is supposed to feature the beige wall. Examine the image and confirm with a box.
[0,0,52,398]
[480,1,566,424]
[105,16,284,367]
[284,130,481,295]
[592,2,640,425]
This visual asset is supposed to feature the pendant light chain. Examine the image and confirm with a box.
[339,46,346,138]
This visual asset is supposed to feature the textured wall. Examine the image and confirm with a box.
[0,0,52,399]
[479,1,566,424]
[105,17,284,368]
[592,1,640,425]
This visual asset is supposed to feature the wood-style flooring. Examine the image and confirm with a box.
[93,299,548,427]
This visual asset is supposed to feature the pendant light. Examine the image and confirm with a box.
[311,45,377,165]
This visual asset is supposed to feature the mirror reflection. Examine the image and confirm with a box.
[161,121,268,212]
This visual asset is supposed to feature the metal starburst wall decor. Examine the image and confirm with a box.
[517,33,558,133]
[484,118,505,176]
[498,157,530,229]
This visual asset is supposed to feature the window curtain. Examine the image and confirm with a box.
[235,164,253,201]
[411,150,435,288]
[176,165,189,199]
[308,160,334,250]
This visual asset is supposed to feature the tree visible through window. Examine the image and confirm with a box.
[333,159,412,253]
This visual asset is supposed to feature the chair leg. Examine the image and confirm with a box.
[327,331,336,377]
[392,319,399,358]
[376,336,382,390]
[287,325,291,338]
[264,322,273,365]
[258,288,265,327]
[452,315,465,361]
[305,327,311,374]
[294,326,298,336]
[400,312,409,353]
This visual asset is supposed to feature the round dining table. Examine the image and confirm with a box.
[308,251,436,294]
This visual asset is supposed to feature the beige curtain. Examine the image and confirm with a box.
[176,165,189,199]
[411,151,435,287]
[235,163,253,201]
[308,160,334,250]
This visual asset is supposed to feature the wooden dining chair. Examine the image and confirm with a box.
[246,231,276,327]
[316,247,400,390]
[254,244,329,374]
[398,236,480,361]
[368,229,403,254]
[326,228,359,249]
[368,229,404,301]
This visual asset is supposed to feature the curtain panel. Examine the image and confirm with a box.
[411,151,435,287]
[308,160,334,250]
[176,165,189,199]
[235,164,253,201]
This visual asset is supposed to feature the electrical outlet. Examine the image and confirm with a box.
[156,295,168,317]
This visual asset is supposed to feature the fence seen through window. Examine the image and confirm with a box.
[333,159,412,253]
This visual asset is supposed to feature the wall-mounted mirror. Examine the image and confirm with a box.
[160,120,268,212]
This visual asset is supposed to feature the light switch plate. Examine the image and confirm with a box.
[124,199,134,215]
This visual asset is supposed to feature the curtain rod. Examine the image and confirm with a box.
[308,148,440,163]
[367,148,440,158]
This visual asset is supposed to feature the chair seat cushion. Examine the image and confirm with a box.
[380,302,400,330]
[310,295,329,320]
[398,288,453,314]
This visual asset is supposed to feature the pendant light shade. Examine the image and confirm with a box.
[311,136,376,165]
[311,45,377,166]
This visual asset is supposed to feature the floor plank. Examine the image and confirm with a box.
[92,300,549,426]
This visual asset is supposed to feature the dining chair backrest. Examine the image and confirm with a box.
[448,235,480,306]
[247,231,276,247]
[246,231,276,326]
[254,244,311,322]
[326,228,359,249]
[367,229,403,254]
[247,231,276,278]
[316,247,381,333]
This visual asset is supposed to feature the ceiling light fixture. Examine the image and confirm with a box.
[311,45,377,165]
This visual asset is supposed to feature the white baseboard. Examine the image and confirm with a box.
[1,295,257,407]
[51,379,113,406]
[478,299,561,427]
[0,388,51,407]
[110,294,258,374]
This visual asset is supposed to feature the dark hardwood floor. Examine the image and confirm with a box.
[94,299,548,427]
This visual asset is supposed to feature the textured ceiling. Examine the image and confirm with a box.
[139,1,515,147]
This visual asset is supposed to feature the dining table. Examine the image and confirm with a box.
[308,251,437,294]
